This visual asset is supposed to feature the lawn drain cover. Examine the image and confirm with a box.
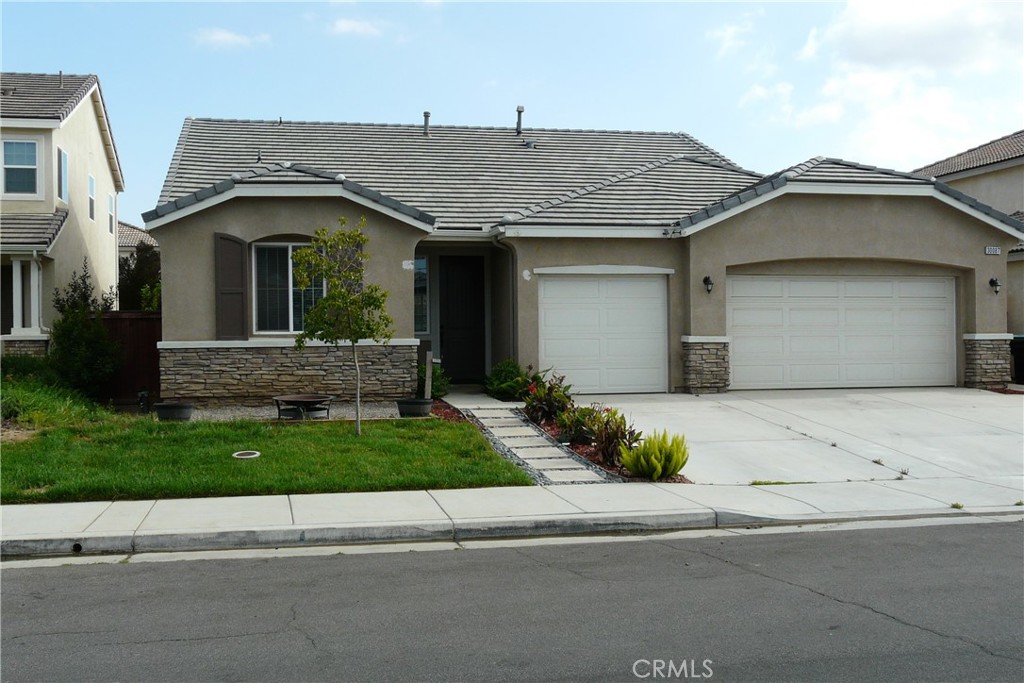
[232,450,261,459]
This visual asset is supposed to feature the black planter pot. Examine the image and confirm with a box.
[396,398,432,418]
[153,402,194,421]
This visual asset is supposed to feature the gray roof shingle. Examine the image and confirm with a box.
[913,130,1024,177]
[153,117,747,230]
[0,72,98,120]
[118,221,157,249]
[0,209,69,248]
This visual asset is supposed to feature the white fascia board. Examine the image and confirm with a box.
[159,338,421,350]
[0,118,60,129]
[423,229,495,242]
[145,184,434,232]
[88,86,125,192]
[534,265,675,275]
[1,245,47,254]
[676,189,782,237]
[500,225,671,238]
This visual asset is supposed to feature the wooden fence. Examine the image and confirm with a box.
[101,312,162,405]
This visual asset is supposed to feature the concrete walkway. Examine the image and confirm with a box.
[2,386,1022,558]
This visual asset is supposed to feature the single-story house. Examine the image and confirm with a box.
[117,219,157,260]
[143,113,1024,404]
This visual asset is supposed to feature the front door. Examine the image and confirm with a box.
[439,255,485,382]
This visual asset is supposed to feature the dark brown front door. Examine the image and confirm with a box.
[439,255,485,382]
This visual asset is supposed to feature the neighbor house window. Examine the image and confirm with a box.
[88,175,95,220]
[254,244,324,332]
[3,140,38,194]
[57,148,69,202]
[108,194,115,233]
[414,256,428,335]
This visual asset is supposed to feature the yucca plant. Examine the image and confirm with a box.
[619,430,689,481]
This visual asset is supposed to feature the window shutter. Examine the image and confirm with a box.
[214,233,248,340]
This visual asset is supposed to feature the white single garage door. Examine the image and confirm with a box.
[538,275,668,393]
[728,276,955,389]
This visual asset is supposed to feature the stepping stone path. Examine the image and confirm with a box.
[468,408,613,485]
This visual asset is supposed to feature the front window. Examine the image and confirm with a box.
[3,140,37,194]
[414,256,428,335]
[88,175,96,220]
[108,194,115,233]
[254,244,324,332]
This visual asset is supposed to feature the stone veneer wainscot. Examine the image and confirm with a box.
[963,336,1012,390]
[0,338,49,358]
[159,339,419,406]
[680,337,730,394]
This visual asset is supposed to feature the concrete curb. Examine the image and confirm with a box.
[4,507,1021,559]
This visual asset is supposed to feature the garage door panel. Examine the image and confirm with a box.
[539,275,668,394]
[728,276,954,389]
[789,280,839,298]
[731,278,783,297]
[732,307,784,327]
[845,280,894,298]
[790,335,841,354]
[789,308,840,327]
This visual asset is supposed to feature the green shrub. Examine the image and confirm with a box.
[484,359,536,401]
[620,430,689,480]
[1,355,60,385]
[523,370,574,425]
[417,362,451,399]
[593,407,642,467]
[555,403,603,444]
[49,259,120,399]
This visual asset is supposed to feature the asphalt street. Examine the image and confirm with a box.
[2,520,1022,682]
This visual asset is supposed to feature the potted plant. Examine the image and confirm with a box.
[397,356,449,418]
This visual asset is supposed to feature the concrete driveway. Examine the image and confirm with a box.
[591,389,1023,490]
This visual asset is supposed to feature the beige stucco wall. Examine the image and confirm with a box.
[2,95,119,328]
[152,196,425,341]
[687,194,1019,343]
[502,237,688,388]
[945,165,1024,216]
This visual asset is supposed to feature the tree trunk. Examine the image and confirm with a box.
[351,341,362,436]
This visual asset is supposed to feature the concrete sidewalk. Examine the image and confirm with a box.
[3,386,1022,558]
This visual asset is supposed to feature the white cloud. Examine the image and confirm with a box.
[193,28,271,48]
[706,18,754,58]
[330,19,382,36]
[798,27,820,61]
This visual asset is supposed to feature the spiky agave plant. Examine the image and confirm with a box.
[619,430,689,480]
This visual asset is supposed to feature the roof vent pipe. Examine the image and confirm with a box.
[59,71,64,88]
[423,111,430,137]
[515,105,524,136]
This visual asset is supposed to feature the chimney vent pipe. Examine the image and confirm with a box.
[423,111,431,136]
[515,105,524,136]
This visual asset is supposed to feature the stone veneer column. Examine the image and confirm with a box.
[159,341,419,406]
[1,338,49,358]
[963,336,1012,390]
[680,336,730,394]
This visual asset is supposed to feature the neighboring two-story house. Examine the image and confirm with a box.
[1,72,125,356]
[915,130,1024,381]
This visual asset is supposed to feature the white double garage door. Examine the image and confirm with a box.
[538,274,956,393]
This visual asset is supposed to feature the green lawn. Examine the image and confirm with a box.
[0,374,532,503]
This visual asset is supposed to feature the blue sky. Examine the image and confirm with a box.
[3,1,1022,225]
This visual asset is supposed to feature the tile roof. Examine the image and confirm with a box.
[0,209,69,248]
[676,158,1024,235]
[118,221,157,249]
[913,130,1024,178]
[153,117,745,230]
[0,72,98,120]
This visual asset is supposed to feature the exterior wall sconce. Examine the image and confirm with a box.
[703,276,714,294]
[989,278,1001,294]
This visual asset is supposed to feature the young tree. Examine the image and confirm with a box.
[292,217,393,435]
[118,242,161,311]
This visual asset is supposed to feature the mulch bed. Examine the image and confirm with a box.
[534,420,692,484]
[431,399,467,423]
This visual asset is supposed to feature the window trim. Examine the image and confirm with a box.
[88,175,96,220]
[251,242,324,335]
[57,147,69,203]
[2,135,44,200]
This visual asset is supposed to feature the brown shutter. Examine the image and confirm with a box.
[214,233,248,340]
